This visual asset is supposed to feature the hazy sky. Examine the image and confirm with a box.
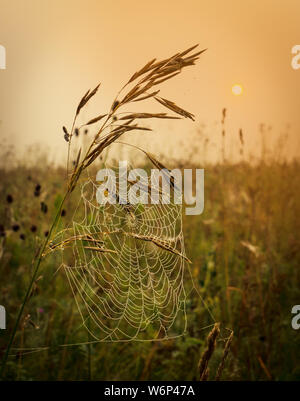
[0,0,299,163]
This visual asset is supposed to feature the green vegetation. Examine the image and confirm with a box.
[1,152,299,380]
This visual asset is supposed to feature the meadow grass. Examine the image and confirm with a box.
[0,149,299,380]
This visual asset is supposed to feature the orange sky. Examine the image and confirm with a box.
[0,0,299,163]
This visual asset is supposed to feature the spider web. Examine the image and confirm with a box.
[50,164,197,342]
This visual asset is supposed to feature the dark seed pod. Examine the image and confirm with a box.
[40,202,48,214]
[12,224,20,232]
[112,100,119,111]
[6,194,13,203]
[84,129,88,135]
[44,231,49,237]
[0,224,4,233]
[61,209,66,217]
[75,128,79,137]
[20,233,26,240]
[63,126,70,142]
[0,224,6,237]
[30,225,37,233]
[35,184,41,192]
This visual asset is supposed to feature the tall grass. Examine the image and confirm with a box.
[0,146,299,379]
[0,48,299,380]
[0,45,206,378]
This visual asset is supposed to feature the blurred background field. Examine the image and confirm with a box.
[0,129,299,381]
[1,0,300,382]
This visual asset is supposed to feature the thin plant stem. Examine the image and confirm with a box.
[0,191,69,379]
[0,45,203,379]
[87,316,92,381]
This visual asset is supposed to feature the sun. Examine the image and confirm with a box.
[232,84,243,96]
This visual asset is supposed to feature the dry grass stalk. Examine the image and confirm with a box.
[239,128,244,157]
[198,323,220,380]
[119,112,180,120]
[85,114,107,126]
[115,141,179,190]
[45,233,104,253]
[126,232,192,263]
[65,45,206,192]
[257,355,272,380]
[1,45,205,377]
[215,330,234,380]
[154,97,195,120]
[76,84,101,117]
[239,128,244,146]
[83,246,117,254]
[46,230,190,262]
[201,367,210,381]
[132,90,160,102]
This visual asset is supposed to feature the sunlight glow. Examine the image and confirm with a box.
[232,84,243,96]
